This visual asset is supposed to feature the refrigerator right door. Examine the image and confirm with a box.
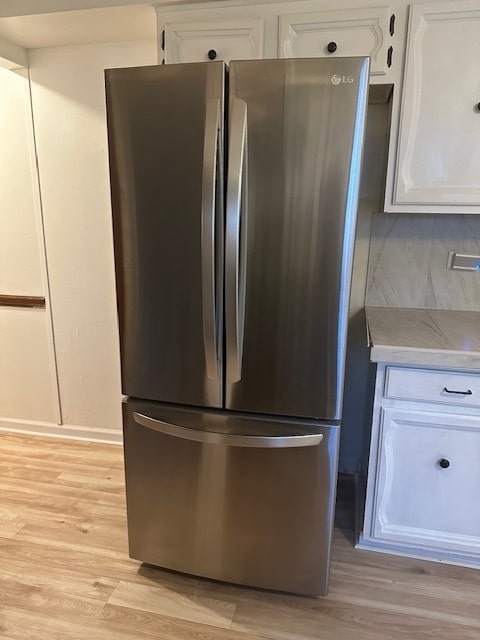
[225,58,369,420]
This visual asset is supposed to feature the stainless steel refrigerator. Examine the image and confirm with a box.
[105,57,369,596]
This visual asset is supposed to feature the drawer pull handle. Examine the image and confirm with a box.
[442,387,473,396]
[438,458,450,469]
[326,41,337,53]
[133,412,324,448]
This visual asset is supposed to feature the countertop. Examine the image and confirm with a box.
[365,306,480,369]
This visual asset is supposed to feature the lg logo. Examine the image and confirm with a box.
[331,75,355,85]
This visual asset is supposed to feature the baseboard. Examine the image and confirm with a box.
[356,535,480,570]
[0,417,122,444]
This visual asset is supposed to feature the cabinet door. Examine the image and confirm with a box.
[394,1,480,208]
[279,7,392,77]
[164,19,264,64]
[0,67,60,425]
[373,407,480,554]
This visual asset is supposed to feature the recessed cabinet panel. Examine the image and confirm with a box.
[278,7,391,76]
[0,309,59,423]
[0,67,44,296]
[164,20,264,64]
[374,408,480,552]
[394,1,480,207]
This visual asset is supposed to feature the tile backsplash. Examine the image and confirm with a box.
[366,214,480,311]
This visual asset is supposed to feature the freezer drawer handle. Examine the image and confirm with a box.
[133,412,323,449]
[201,98,222,381]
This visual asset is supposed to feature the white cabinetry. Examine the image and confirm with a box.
[156,5,271,64]
[0,67,60,427]
[360,364,480,566]
[163,19,264,64]
[157,3,399,80]
[389,0,480,213]
[278,6,393,77]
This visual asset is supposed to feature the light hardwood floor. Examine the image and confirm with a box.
[0,431,479,639]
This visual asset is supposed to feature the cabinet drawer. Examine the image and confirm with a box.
[384,366,480,408]
[373,408,480,553]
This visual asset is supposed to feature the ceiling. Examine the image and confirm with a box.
[0,4,157,49]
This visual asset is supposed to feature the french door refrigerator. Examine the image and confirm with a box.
[105,57,369,596]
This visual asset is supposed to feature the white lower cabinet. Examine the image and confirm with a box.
[360,364,480,566]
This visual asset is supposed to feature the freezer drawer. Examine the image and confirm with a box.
[122,399,340,596]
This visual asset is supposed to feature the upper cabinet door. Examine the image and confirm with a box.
[163,19,264,64]
[278,7,393,77]
[393,1,480,210]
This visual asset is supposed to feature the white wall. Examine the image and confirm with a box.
[28,40,156,437]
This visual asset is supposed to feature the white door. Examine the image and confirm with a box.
[278,7,392,77]
[163,19,264,64]
[0,68,60,424]
[393,0,480,209]
[373,407,480,554]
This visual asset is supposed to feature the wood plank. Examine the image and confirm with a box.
[0,510,24,539]
[0,433,124,468]
[0,462,61,483]
[0,606,150,640]
[102,602,267,640]
[232,598,480,640]
[0,563,117,603]
[108,580,237,629]
[14,521,128,555]
[0,475,124,514]
[56,471,125,494]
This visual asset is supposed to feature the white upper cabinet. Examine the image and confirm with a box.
[163,19,264,64]
[278,6,393,77]
[392,0,480,212]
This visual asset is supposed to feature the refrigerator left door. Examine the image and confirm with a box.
[106,62,225,408]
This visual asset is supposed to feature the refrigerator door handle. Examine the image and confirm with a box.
[225,98,248,384]
[133,412,323,449]
[201,98,221,381]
